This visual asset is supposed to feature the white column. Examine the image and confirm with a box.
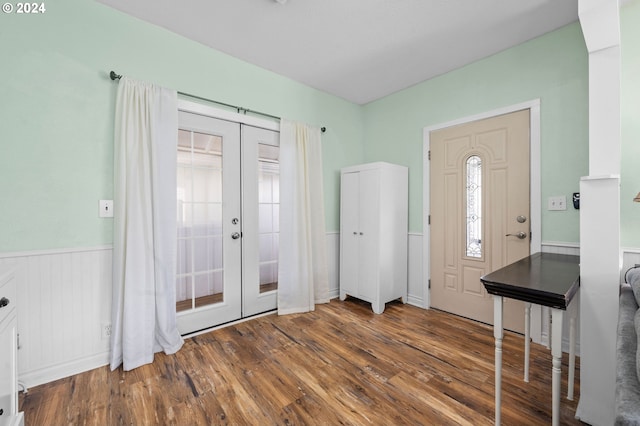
[576,0,621,424]
[578,177,620,424]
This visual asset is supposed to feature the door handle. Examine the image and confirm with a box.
[231,232,241,240]
[0,297,9,308]
[506,232,527,240]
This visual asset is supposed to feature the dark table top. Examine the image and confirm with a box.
[480,252,580,310]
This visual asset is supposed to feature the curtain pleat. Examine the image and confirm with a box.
[277,119,330,315]
[110,77,184,371]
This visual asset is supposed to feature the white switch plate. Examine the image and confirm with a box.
[548,195,567,211]
[99,200,114,218]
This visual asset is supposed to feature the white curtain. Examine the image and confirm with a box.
[277,119,330,315]
[110,77,184,371]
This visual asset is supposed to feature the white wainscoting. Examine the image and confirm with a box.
[3,238,633,388]
[0,232,344,388]
[326,232,340,299]
[0,247,112,388]
[407,233,424,307]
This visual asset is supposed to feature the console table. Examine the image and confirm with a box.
[481,252,580,426]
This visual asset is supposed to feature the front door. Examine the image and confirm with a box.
[175,110,279,335]
[430,109,530,333]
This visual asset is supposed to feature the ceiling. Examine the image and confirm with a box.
[97,0,580,105]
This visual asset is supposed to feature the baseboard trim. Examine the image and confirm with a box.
[328,288,340,300]
[407,295,424,308]
[20,352,110,389]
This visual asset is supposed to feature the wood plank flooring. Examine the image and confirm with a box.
[20,298,584,425]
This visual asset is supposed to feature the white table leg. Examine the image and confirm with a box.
[568,316,575,400]
[493,296,504,425]
[551,308,564,426]
[546,308,552,350]
[524,302,531,383]
[567,297,578,400]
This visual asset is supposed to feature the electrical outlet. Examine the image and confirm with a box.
[99,200,114,218]
[102,323,112,340]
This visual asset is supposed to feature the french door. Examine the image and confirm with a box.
[175,109,279,335]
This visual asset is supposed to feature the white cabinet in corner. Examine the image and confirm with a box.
[0,268,23,426]
[339,162,408,314]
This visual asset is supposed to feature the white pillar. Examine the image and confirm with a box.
[578,176,620,424]
[576,0,621,424]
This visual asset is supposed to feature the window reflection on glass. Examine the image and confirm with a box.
[258,143,279,293]
[176,129,224,312]
[466,155,482,258]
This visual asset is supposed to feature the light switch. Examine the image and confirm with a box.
[548,196,567,211]
[99,200,114,218]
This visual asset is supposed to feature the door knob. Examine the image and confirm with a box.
[0,297,9,308]
[506,232,527,240]
[231,232,241,240]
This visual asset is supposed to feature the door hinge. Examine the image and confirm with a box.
[428,150,431,160]
[428,215,431,225]
[428,279,431,289]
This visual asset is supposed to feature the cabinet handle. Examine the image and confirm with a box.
[0,297,9,308]
[353,232,357,235]
[359,232,363,235]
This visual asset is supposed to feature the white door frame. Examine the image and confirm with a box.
[177,99,280,132]
[422,99,542,339]
[176,99,280,331]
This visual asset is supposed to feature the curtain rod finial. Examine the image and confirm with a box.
[110,71,122,81]
[321,127,326,133]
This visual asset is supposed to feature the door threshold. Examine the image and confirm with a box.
[181,309,277,339]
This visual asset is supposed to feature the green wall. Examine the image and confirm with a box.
[0,0,364,252]
[1,0,638,252]
[621,0,640,247]
[362,23,589,241]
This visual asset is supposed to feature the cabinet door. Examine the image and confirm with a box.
[0,314,17,423]
[340,172,360,294]
[357,169,380,301]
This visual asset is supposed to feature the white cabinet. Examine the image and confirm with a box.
[0,269,23,426]
[339,162,408,314]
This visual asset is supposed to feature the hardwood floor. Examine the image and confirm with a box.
[20,298,583,425]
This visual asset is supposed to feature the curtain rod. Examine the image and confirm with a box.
[109,71,326,133]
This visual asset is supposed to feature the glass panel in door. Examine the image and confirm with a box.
[176,111,242,335]
[258,143,279,294]
[176,130,224,311]
[242,125,279,317]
